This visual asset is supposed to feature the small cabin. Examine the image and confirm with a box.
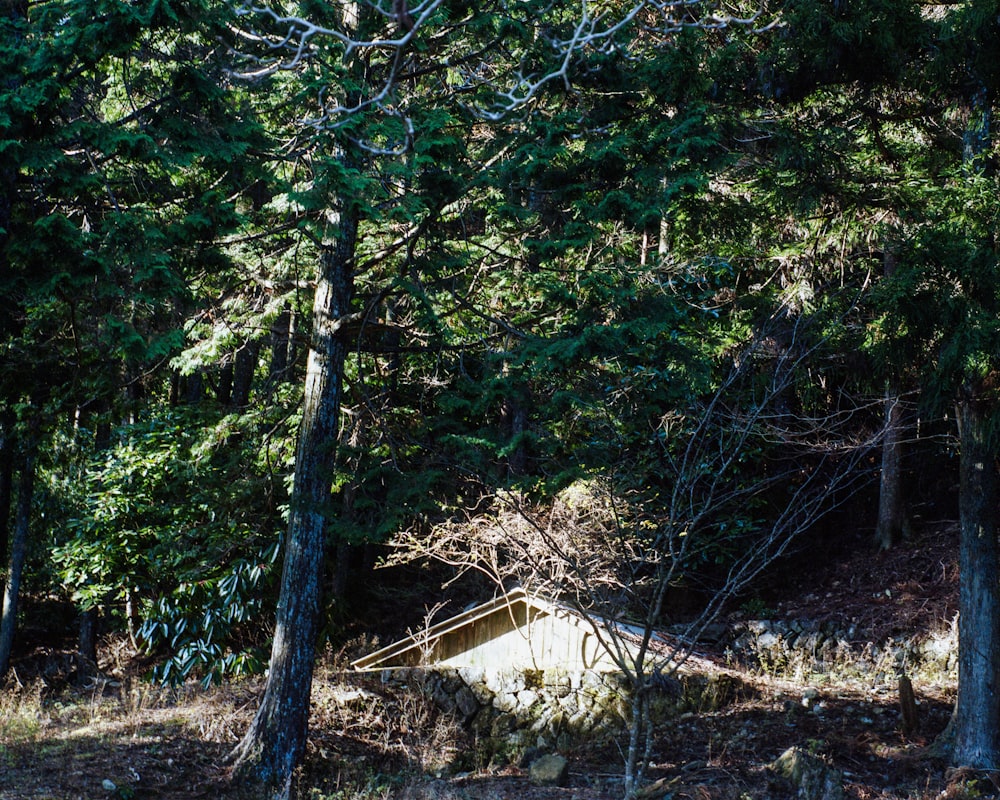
[351,589,736,755]
[351,588,634,673]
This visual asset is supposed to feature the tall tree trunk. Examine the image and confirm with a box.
[0,0,23,264]
[875,390,905,550]
[875,243,907,550]
[232,340,261,408]
[78,408,112,677]
[230,209,357,797]
[940,397,1000,768]
[936,73,999,770]
[0,425,38,678]
[0,0,24,581]
[0,410,15,576]
[266,305,292,391]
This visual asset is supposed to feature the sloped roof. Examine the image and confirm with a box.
[351,587,626,672]
[352,588,730,683]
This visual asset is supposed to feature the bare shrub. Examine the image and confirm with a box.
[389,316,886,796]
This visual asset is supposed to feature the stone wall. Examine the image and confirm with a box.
[379,663,747,758]
[724,617,958,682]
[371,616,958,766]
[382,666,630,754]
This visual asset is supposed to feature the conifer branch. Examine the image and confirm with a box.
[227,0,778,129]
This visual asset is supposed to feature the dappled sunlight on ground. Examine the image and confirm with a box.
[0,526,968,799]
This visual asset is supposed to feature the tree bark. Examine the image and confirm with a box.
[232,340,261,408]
[875,391,905,550]
[217,360,234,406]
[0,427,38,679]
[0,0,22,263]
[77,609,98,677]
[875,241,907,550]
[230,209,357,797]
[0,0,24,579]
[78,408,112,678]
[941,398,1000,768]
[935,71,1000,770]
[0,411,15,575]
[266,305,292,390]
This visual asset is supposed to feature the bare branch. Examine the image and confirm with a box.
[386,312,884,795]
[227,0,780,129]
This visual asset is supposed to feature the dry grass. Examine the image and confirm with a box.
[0,648,963,800]
[0,669,252,800]
[0,525,969,799]
[0,683,46,747]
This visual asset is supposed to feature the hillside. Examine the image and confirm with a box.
[0,524,973,800]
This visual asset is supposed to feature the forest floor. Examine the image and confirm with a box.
[0,525,980,800]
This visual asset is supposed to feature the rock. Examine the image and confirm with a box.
[770,746,844,800]
[457,666,486,686]
[329,687,379,705]
[801,688,820,709]
[490,712,516,738]
[518,688,540,709]
[454,685,479,717]
[493,691,519,713]
[920,632,955,664]
[482,669,505,696]
[529,706,556,733]
[632,776,679,799]
[529,753,569,787]
[431,683,457,714]
[696,623,730,644]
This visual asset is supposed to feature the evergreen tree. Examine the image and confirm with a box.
[0,0,274,677]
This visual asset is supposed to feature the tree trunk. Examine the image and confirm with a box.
[935,73,1000,770]
[0,429,38,678]
[232,340,261,408]
[218,360,234,406]
[78,408,111,678]
[0,0,22,264]
[77,609,98,678]
[230,209,357,797]
[499,342,528,478]
[125,366,144,424]
[184,370,204,405]
[266,305,292,390]
[0,411,15,575]
[875,240,907,550]
[940,398,1000,768]
[0,0,22,578]
[875,390,905,550]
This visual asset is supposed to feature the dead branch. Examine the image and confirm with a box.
[227,0,780,128]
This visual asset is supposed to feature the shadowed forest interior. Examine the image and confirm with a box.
[2,0,1000,798]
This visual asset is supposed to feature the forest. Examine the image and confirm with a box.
[2,0,1000,798]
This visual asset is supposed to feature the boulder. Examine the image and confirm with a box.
[454,685,480,718]
[529,753,569,787]
[770,746,844,800]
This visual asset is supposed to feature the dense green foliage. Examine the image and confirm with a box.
[0,0,997,710]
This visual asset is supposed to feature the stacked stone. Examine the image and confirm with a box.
[725,618,957,680]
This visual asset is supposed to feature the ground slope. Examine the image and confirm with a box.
[0,526,974,800]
